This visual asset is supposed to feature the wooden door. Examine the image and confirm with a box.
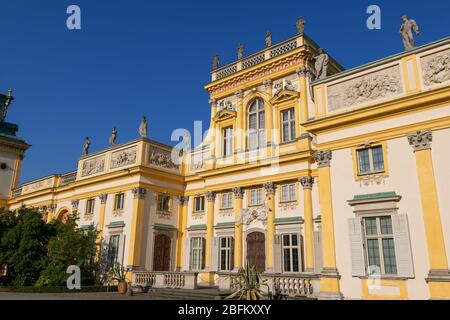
[246,232,265,272]
[153,234,171,271]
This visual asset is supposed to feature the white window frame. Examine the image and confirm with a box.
[362,215,397,276]
[281,107,296,143]
[221,192,233,210]
[222,127,233,157]
[86,198,95,215]
[190,237,205,271]
[280,183,296,203]
[282,233,301,273]
[249,188,263,206]
[219,237,234,271]
[114,193,125,211]
[194,196,205,212]
[357,145,385,175]
[248,99,265,150]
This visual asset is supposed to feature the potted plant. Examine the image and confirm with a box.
[109,262,130,294]
[226,259,268,300]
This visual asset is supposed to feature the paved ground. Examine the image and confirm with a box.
[0,292,170,300]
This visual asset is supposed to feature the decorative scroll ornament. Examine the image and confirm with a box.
[149,146,179,170]
[263,182,275,194]
[71,200,80,210]
[299,176,314,189]
[422,50,450,86]
[314,150,332,168]
[407,130,432,151]
[132,187,147,199]
[240,192,270,226]
[98,194,108,204]
[232,187,244,199]
[178,196,189,206]
[206,191,216,202]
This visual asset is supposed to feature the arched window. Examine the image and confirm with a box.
[248,99,265,150]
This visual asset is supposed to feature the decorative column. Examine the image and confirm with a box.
[209,98,218,161]
[235,90,244,154]
[127,187,147,270]
[96,194,108,260]
[233,187,244,269]
[263,80,273,147]
[314,150,342,299]
[299,176,315,273]
[176,196,189,270]
[407,130,450,298]
[296,66,310,133]
[204,191,216,270]
[264,182,276,271]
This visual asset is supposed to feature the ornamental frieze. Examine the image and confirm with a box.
[110,146,137,169]
[208,54,307,96]
[327,65,402,112]
[149,146,179,170]
[81,156,105,177]
[421,49,450,86]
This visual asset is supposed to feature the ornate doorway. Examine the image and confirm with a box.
[246,232,265,272]
[153,234,171,271]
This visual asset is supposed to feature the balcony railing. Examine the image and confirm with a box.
[132,271,198,290]
[11,187,22,198]
[60,171,77,186]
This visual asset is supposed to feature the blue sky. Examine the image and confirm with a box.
[1,0,448,183]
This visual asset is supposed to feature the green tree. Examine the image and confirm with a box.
[37,213,99,287]
[0,207,53,286]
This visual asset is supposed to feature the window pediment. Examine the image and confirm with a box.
[214,109,237,122]
[270,89,299,105]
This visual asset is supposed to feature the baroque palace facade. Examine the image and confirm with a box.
[1,31,450,300]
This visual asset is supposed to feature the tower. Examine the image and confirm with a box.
[0,90,30,208]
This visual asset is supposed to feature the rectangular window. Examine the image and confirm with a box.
[194,196,205,212]
[281,183,296,203]
[157,195,171,212]
[357,146,385,175]
[86,199,95,215]
[222,127,233,157]
[114,193,125,211]
[282,234,300,272]
[281,108,296,143]
[219,237,234,271]
[107,234,120,268]
[363,216,397,275]
[249,188,263,206]
[221,192,233,210]
[190,237,205,270]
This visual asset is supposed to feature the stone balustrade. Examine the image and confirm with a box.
[132,271,198,290]
[217,271,320,298]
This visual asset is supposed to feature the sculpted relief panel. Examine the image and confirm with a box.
[421,49,450,86]
[110,146,137,169]
[327,65,403,112]
[149,146,179,171]
[81,156,105,177]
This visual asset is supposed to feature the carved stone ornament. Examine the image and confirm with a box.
[205,191,216,202]
[110,146,137,169]
[149,146,179,170]
[263,79,273,89]
[98,194,108,204]
[178,195,189,206]
[299,176,314,189]
[47,204,57,213]
[296,67,309,77]
[81,156,105,177]
[421,49,450,86]
[407,130,432,151]
[240,206,269,226]
[232,187,244,199]
[71,200,80,210]
[132,187,147,199]
[234,89,244,99]
[314,150,332,168]
[263,182,275,194]
[327,66,402,112]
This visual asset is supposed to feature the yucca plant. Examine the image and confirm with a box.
[226,259,268,300]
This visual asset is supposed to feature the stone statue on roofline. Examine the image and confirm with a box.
[212,55,220,70]
[237,43,244,60]
[265,31,272,47]
[139,116,148,138]
[83,137,91,155]
[313,48,329,80]
[0,89,14,122]
[109,127,117,146]
[296,17,305,35]
[400,15,420,50]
